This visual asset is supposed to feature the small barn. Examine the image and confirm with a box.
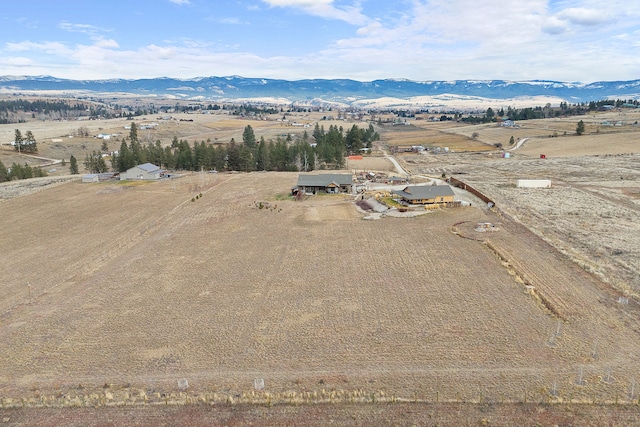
[82,174,100,183]
[120,163,162,180]
[293,173,353,195]
[393,185,455,205]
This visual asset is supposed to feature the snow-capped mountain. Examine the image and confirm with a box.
[0,75,638,105]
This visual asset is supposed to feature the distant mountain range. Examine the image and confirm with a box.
[1,75,639,107]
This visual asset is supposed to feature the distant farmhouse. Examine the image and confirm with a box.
[120,163,162,180]
[499,120,517,128]
[293,173,353,195]
[393,185,455,205]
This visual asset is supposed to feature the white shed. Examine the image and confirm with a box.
[82,174,100,183]
[517,179,551,188]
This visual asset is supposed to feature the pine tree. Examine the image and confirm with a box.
[14,129,23,153]
[129,121,138,143]
[576,120,585,135]
[237,144,254,172]
[256,136,270,171]
[24,130,37,153]
[69,155,79,174]
[9,163,21,180]
[226,139,240,171]
[0,159,8,182]
[242,125,256,148]
[116,141,135,172]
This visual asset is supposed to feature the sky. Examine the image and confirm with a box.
[0,0,638,83]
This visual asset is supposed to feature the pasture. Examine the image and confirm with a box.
[1,169,640,407]
[1,103,640,425]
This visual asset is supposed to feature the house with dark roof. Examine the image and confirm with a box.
[119,163,162,180]
[392,185,455,205]
[293,173,353,195]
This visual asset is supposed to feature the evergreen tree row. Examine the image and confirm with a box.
[0,160,47,182]
[111,123,379,173]
[0,99,86,114]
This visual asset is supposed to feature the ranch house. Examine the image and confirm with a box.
[393,185,455,205]
[293,173,353,195]
[119,163,162,180]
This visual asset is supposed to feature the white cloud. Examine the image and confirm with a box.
[261,0,369,25]
[94,39,120,49]
[139,44,179,60]
[356,21,383,36]
[58,22,111,36]
[207,17,249,25]
[169,0,190,5]
[542,17,569,35]
[263,0,331,6]
[307,0,640,82]
[5,41,71,55]
[5,57,34,66]
[556,7,613,26]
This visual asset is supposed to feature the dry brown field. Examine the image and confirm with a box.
[2,169,640,403]
[397,152,640,296]
[379,120,493,152]
[436,109,640,153]
[1,106,640,425]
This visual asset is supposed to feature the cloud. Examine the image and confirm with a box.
[2,0,640,82]
[261,0,369,25]
[556,7,613,26]
[169,0,190,5]
[333,1,548,53]
[542,17,569,35]
[58,22,111,36]
[5,57,34,66]
[139,44,178,60]
[94,39,120,49]
[205,16,249,25]
[5,41,71,55]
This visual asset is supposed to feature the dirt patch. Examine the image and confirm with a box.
[2,402,640,426]
[0,175,79,200]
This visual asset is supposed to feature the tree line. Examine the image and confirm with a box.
[0,129,44,182]
[0,99,89,124]
[101,122,379,174]
[0,160,47,182]
[460,98,639,124]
